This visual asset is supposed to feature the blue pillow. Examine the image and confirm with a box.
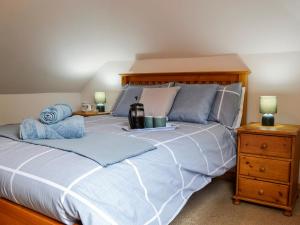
[112,86,143,117]
[209,83,242,127]
[168,83,219,124]
[112,83,173,117]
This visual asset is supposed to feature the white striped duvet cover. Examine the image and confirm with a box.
[0,115,236,225]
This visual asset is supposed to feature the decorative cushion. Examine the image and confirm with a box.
[208,83,243,127]
[139,87,180,117]
[112,83,173,117]
[168,83,219,124]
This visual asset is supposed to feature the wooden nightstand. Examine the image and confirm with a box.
[73,111,110,117]
[233,123,300,216]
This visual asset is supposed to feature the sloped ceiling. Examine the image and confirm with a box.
[0,0,299,93]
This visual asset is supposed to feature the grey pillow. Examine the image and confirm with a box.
[208,83,242,127]
[168,83,219,124]
[112,83,173,117]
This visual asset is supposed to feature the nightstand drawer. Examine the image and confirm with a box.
[240,134,292,158]
[239,156,290,182]
[238,177,288,205]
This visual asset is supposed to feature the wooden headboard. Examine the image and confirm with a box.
[120,71,250,125]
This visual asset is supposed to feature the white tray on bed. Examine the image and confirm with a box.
[122,123,178,132]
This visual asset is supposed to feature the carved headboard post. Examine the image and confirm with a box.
[120,71,250,125]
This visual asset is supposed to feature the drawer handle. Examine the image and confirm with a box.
[258,189,264,195]
[260,143,268,150]
[259,167,266,172]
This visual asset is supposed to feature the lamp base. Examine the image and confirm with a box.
[262,114,274,126]
[96,104,105,112]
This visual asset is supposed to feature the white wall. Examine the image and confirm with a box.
[81,61,133,111]
[241,52,300,124]
[1,0,300,94]
[0,93,81,125]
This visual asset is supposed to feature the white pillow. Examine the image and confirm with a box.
[139,87,180,117]
[232,87,246,129]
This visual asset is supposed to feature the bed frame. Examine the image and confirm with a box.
[121,71,250,125]
[0,70,250,225]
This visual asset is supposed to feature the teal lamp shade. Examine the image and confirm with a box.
[259,96,277,126]
[94,92,106,112]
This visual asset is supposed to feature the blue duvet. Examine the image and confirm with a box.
[0,115,236,225]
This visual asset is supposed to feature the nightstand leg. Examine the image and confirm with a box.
[283,210,292,217]
[233,199,240,205]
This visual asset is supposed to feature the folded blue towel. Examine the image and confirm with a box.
[40,104,73,124]
[20,116,85,140]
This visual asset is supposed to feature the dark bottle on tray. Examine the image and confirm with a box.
[128,97,145,129]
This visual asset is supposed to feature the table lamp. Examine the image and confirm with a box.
[259,96,277,126]
[94,92,106,112]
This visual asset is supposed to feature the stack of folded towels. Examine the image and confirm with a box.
[20,104,85,140]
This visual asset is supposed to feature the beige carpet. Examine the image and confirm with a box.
[171,179,300,225]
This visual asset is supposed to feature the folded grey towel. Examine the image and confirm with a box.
[40,104,72,124]
[20,116,85,140]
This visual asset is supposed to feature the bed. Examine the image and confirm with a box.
[0,70,250,225]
